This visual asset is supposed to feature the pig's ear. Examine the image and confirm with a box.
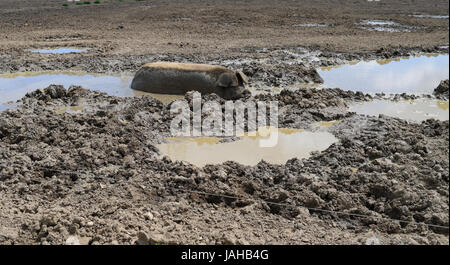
[218,73,237,87]
[236,71,249,85]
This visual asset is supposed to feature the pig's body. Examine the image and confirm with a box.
[131,62,248,100]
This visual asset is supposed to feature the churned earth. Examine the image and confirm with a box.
[0,0,449,245]
[0,86,448,245]
[0,0,449,84]
[434,79,449,99]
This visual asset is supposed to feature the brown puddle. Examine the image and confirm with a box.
[349,99,449,122]
[158,127,339,167]
[357,20,417,32]
[314,120,340,127]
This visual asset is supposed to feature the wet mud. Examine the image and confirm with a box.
[0,86,448,245]
[434,79,449,99]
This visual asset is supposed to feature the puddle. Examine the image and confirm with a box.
[30,48,87,54]
[0,71,183,109]
[157,127,339,166]
[0,102,17,112]
[410,14,449,19]
[318,54,449,94]
[349,99,449,122]
[293,23,329,27]
[314,120,340,127]
[364,27,408,33]
[358,20,415,32]
[361,20,398,26]
[54,105,85,114]
[42,34,83,42]
[170,17,192,22]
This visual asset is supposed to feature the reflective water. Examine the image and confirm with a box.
[364,27,408,32]
[318,54,449,94]
[349,99,449,122]
[358,20,414,32]
[0,72,183,109]
[361,20,397,26]
[0,102,17,112]
[410,14,449,19]
[293,23,329,27]
[158,127,339,166]
[30,48,86,54]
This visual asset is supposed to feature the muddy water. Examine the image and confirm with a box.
[410,14,449,19]
[349,99,449,122]
[318,54,449,94]
[30,48,86,54]
[0,71,183,108]
[157,127,339,166]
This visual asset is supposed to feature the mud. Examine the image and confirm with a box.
[2,47,449,91]
[357,20,419,33]
[0,0,449,245]
[410,14,449,19]
[0,86,448,245]
[1,0,448,59]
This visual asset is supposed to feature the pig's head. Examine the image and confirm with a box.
[215,70,249,100]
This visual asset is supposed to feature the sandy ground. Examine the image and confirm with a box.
[0,0,449,245]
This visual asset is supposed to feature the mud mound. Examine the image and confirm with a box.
[434,79,449,99]
[241,63,323,88]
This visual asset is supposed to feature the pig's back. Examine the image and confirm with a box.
[131,62,226,94]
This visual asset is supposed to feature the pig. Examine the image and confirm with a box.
[131,62,249,100]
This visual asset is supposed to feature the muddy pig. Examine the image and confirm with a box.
[131,62,249,100]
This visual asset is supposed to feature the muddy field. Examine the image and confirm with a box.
[0,0,449,245]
